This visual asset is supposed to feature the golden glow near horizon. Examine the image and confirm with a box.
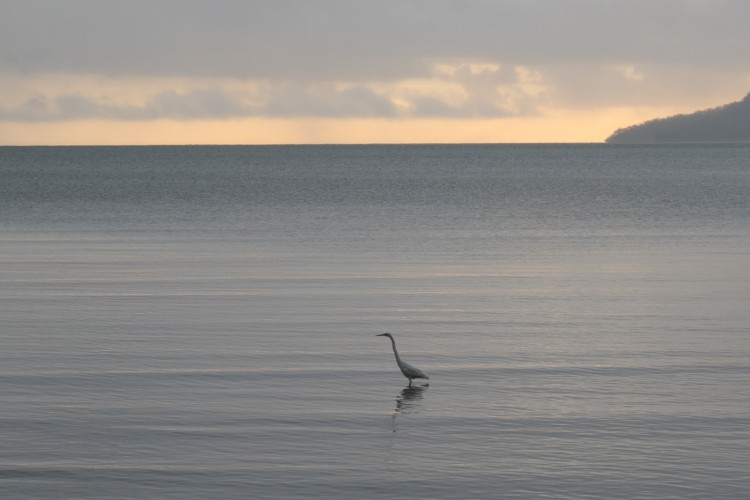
[0,107,727,146]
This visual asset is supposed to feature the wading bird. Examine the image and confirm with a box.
[376,333,429,387]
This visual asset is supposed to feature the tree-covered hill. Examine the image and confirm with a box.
[605,92,750,143]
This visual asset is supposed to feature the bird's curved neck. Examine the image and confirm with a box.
[387,336,402,362]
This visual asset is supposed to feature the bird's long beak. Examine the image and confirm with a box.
[376,333,387,336]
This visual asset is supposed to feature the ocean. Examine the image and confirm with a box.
[1,144,749,499]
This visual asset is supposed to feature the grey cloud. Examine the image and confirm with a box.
[2,0,749,80]
[56,94,118,119]
[543,62,749,110]
[0,85,400,121]
[262,84,398,118]
[0,79,543,122]
[141,89,252,120]
[407,96,523,119]
[0,95,50,121]
[0,56,557,122]
[409,96,468,118]
[407,63,548,118]
[0,89,252,121]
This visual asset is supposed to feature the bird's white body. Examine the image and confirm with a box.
[376,333,429,386]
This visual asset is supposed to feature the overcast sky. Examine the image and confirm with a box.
[2,0,749,144]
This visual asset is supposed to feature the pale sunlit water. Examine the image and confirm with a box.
[1,144,749,499]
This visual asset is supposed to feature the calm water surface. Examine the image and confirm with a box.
[1,144,749,499]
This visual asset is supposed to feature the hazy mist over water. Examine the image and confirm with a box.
[1,144,749,499]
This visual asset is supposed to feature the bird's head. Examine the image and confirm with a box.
[376,332,392,339]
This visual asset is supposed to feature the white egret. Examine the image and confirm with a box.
[376,333,429,387]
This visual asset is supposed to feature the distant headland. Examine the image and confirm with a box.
[606,92,750,144]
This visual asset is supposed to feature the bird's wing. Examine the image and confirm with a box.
[401,361,428,379]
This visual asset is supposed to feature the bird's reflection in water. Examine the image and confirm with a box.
[391,384,428,430]
[395,384,428,413]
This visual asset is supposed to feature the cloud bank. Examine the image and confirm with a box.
[0,63,551,121]
[1,0,749,126]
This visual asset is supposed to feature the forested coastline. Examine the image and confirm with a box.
[606,93,750,143]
